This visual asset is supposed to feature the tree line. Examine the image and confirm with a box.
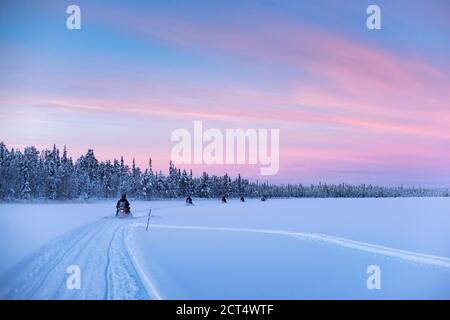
[0,142,447,201]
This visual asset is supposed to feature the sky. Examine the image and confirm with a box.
[0,0,449,186]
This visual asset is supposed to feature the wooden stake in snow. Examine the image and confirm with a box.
[146,207,152,232]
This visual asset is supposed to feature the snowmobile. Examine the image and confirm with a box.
[221,196,227,203]
[261,196,267,201]
[116,203,132,218]
[186,196,194,205]
[240,196,245,202]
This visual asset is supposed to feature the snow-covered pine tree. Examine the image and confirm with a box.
[188,169,194,197]
[59,146,74,199]
[129,158,141,198]
[20,147,39,199]
[179,169,189,197]
[44,145,60,200]
[0,142,9,199]
[222,173,231,198]
[199,172,211,198]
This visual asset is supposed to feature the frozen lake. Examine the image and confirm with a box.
[0,197,449,299]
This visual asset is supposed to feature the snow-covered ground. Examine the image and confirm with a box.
[0,198,449,299]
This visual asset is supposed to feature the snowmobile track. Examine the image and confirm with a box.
[0,217,160,300]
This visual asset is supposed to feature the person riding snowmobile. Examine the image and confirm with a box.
[116,194,131,216]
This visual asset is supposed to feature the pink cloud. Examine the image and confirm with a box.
[90,7,450,137]
[2,7,449,184]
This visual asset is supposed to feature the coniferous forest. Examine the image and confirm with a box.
[0,142,447,201]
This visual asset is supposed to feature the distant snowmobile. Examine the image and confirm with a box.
[221,196,227,203]
[261,196,267,201]
[186,196,194,205]
[240,196,245,202]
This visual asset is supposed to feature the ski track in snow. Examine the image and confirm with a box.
[132,223,450,270]
[0,218,161,300]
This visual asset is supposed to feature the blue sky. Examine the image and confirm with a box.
[1,0,449,186]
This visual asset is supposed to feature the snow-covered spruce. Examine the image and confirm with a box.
[0,142,447,201]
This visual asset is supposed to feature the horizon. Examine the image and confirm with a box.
[1,0,449,187]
